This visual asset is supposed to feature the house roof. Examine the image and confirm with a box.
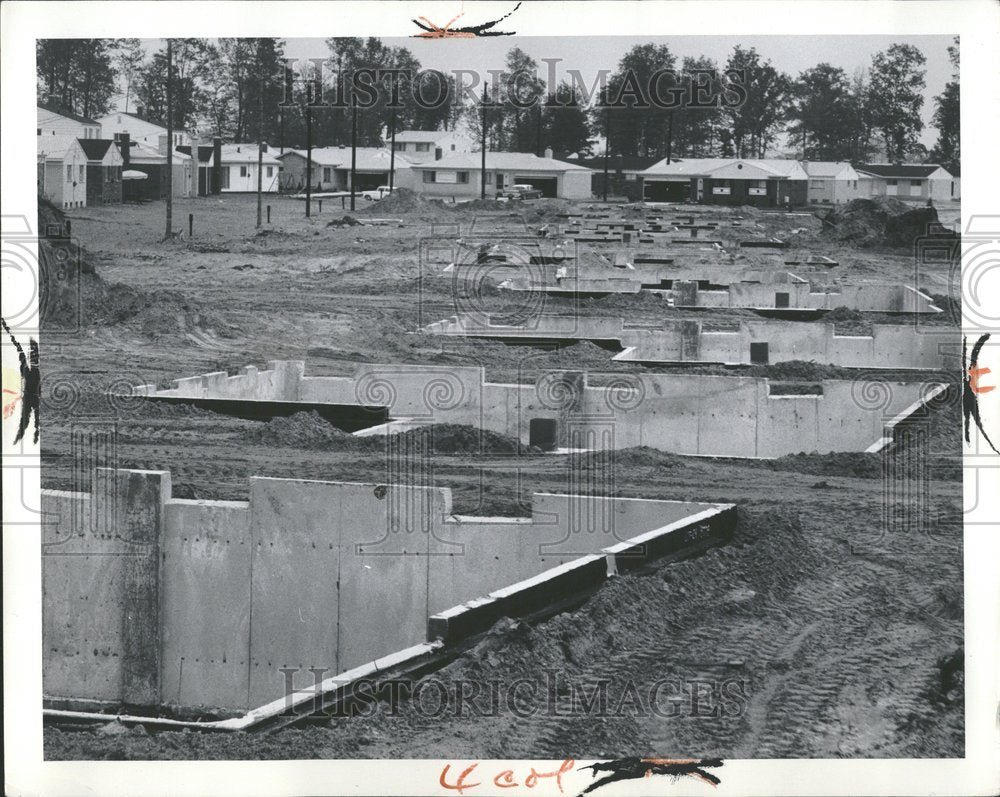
[643,157,807,179]
[77,139,115,161]
[278,147,409,171]
[856,163,948,179]
[568,155,661,172]
[219,143,282,165]
[36,137,86,160]
[411,152,592,172]
[37,102,100,126]
[802,161,860,179]
[395,130,450,143]
[97,110,167,131]
[125,140,192,163]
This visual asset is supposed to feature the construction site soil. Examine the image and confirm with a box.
[38,194,962,759]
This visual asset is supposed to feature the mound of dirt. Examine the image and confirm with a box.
[244,411,362,449]
[824,306,873,335]
[326,215,364,227]
[37,197,230,338]
[388,423,523,455]
[359,187,445,215]
[818,196,955,249]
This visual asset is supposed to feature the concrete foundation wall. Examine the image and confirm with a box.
[43,469,729,713]
[423,314,952,371]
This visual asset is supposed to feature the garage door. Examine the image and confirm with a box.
[514,176,558,198]
[354,172,388,191]
[645,180,690,202]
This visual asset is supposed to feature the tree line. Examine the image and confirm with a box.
[36,37,959,174]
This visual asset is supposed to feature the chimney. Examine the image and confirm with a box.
[136,105,144,119]
[212,136,222,194]
[158,133,168,157]
[117,132,130,169]
[544,147,553,160]
[261,142,268,153]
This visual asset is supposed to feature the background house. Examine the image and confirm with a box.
[566,154,661,201]
[641,158,809,206]
[392,130,471,163]
[119,140,194,201]
[79,139,123,205]
[802,161,866,205]
[218,144,282,192]
[37,103,101,142]
[96,111,188,149]
[37,137,88,208]
[278,147,408,192]
[855,164,958,203]
[399,152,592,200]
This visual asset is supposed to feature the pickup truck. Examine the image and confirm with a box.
[361,185,393,201]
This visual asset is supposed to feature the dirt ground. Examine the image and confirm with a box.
[39,193,963,759]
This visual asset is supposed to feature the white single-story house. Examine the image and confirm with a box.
[801,161,866,205]
[37,103,102,141]
[391,129,472,163]
[855,163,959,203]
[37,137,89,208]
[277,147,411,192]
[96,111,188,150]
[399,151,593,199]
[218,144,282,192]
[641,158,809,206]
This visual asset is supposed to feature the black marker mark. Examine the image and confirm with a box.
[413,2,522,37]
[963,333,998,455]
[578,757,723,795]
[1,317,40,445]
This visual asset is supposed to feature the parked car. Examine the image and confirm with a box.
[361,185,393,201]
[498,183,543,200]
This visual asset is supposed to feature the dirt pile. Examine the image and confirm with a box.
[38,197,230,338]
[389,423,523,455]
[244,411,363,449]
[818,196,955,249]
[360,187,446,216]
[326,215,364,227]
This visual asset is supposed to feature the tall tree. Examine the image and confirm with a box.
[787,63,858,160]
[930,37,959,174]
[114,39,144,114]
[540,82,593,157]
[868,43,927,162]
[36,39,121,117]
[722,46,791,158]
[597,43,677,158]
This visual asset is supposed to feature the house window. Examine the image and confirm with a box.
[485,172,493,185]
[886,179,897,186]
[393,142,406,151]
[810,179,826,188]
[79,164,85,182]
[711,179,731,196]
[323,167,332,183]
[266,166,273,177]
[221,167,231,189]
[415,142,431,152]
[910,179,923,187]
[66,165,72,181]
[450,144,456,151]
[852,180,857,188]
[456,171,469,184]
[423,170,436,183]
[240,165,248,178]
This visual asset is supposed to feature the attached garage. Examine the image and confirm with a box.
[351,171,388,191]
[514,175,558,197]
[644,179,691,202]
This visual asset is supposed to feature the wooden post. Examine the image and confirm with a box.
[319,199,322,214]
[350,101,358,211]
[188,213,193,237]
[480,85,488,199]
[256,39,264,229]
[267,204,271,223]
[164,39,173,239]
[603,104,610,203]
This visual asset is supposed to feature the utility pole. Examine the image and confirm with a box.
[389,104,397,192]
[666,110,673,165]
[256,40,265,228]
[164,39,173,239]
[350,100,358,211]
[480,85,488,200]
[602,103,610,202]
[305,82,313,218]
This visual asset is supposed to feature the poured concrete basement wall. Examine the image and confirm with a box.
[501,268,941,313]
[135,362,946,457]
[421,313,953,370]
[42,468,730,713]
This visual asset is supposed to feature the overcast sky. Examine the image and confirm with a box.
[134,34,957,148]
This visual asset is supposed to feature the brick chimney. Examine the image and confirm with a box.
[544,147,553,159]
[117,132,130,168]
